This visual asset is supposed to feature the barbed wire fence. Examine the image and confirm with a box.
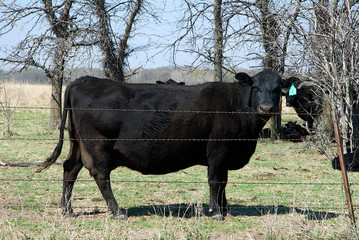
[0,106,357,220]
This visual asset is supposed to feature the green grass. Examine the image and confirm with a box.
[1,108,359,239]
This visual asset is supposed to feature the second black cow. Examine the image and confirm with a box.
[36,69,283,220]
[283,77,322,129]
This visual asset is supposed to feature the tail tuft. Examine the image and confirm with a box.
[35,141,63,173]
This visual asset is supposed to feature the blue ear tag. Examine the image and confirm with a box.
[289,83,297,96]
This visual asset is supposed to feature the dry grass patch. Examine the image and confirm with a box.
[0,82,55,107]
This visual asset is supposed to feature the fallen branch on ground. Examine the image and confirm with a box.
[0,155,62,167]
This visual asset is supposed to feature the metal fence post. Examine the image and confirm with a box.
[331,109,356,226]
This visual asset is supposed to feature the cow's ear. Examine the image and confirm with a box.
[235,72,253,86]
[283,77,301,88]
[282,78,292,89]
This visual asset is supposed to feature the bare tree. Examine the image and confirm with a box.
[94,0,143,82]
[0,0,148,128]
[170,1,236,80]
[0,0,79,128]
[171,1,301,74]
[292,1,359,155]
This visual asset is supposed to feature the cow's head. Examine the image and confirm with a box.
[282,77,301,107]
[235,69,282,116]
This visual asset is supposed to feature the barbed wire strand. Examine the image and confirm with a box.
[1,105,334,117]
[0,178,356,186]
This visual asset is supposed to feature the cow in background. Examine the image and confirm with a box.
[156,78,185,85]
[282,77,323,129]
[332,151,359,172]
[36,69,283,221]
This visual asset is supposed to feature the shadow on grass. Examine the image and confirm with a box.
[123,203,340,221]
[73,203,340,220]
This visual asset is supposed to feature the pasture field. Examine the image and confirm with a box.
[1,82,359,239]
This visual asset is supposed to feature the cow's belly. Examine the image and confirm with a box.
[226,156,251,170]
[224,141,257,170]
[115,140,258,174]
[115,141,208,175]
[121,156,207,175]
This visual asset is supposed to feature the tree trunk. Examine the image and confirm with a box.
[95,0,123,82]
[257,0,279,71]
[213,0,223,82]
[49,79,63,129]
[118,0,142,80]
[95,0,142,82]
[42,0,73,129]
[256,0,280,139]
[49,38,66,129]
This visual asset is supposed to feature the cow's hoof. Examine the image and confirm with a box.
[212,213,225,221]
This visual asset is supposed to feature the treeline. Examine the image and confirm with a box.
[0,68,103,84]
[0,67,254,85]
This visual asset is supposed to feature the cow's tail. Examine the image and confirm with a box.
[35,87,70,173]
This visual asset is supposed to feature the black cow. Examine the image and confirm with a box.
[156,78,185,85]
[36,69,283,220]
[332,152,359,172]
[282,77,322,129]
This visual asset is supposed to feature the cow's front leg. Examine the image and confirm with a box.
[207,167,228,221]
[92,171,128,220]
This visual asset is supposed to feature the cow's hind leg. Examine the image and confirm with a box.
[208,166,228,221]
[61,141,83,216]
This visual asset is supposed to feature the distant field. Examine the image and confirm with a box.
[0,82,53,106]
[1,82,358,239]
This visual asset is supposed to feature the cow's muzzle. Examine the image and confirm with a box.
[258,105,274,115]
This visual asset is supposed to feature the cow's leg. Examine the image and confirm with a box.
[61,141,83,216]
[92,171,127,220]
[78,139,127,219]
[207,166,228,221]
[307,118,314,129]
